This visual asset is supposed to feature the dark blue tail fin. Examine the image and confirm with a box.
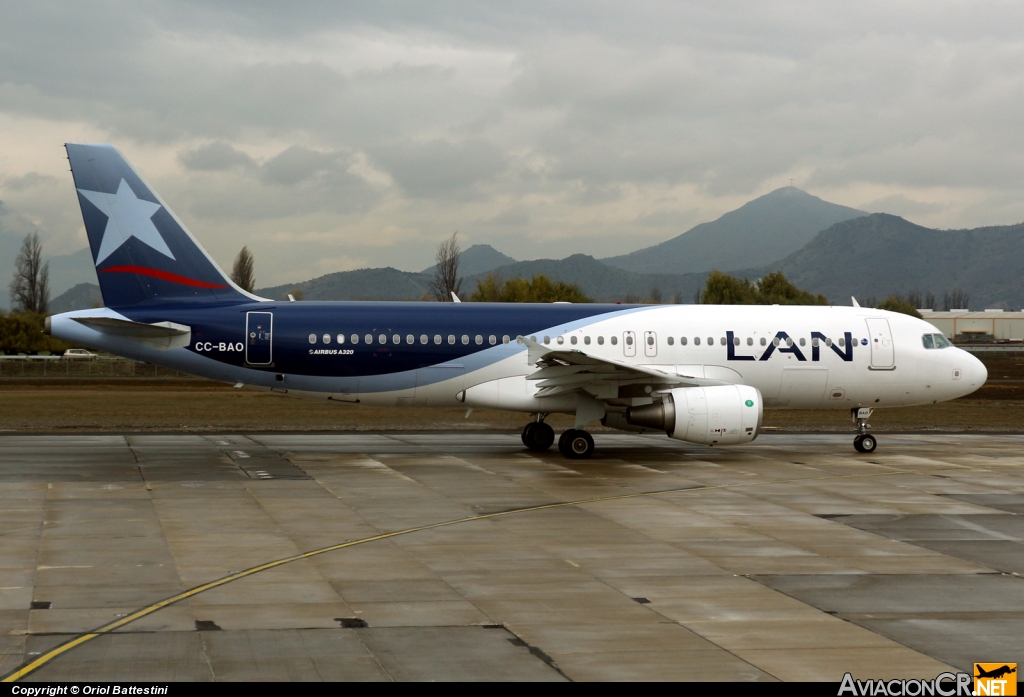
[66,143,257,307]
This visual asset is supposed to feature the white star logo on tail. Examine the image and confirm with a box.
[77,179,176,265]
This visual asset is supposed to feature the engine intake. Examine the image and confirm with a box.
[626,385,763,445]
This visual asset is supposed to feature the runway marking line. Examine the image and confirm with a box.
[0,465,965,681]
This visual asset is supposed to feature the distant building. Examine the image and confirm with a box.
[919,310,1024,342]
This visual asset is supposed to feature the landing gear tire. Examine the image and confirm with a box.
[853,434,877,453]
[558,429,595,459]
[522,421,554,451]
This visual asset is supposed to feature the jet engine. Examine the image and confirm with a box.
[625,385,763,445]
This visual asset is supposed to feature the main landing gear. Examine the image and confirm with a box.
[521,416,595,459]
[558,429,595,460]
[522,416,555,451]
[852,407,877,453]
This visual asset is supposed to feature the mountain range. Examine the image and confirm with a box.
[602,187,865,274]
[21,186,1024,311]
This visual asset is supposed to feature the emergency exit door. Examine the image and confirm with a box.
[644,331,658,357]
[865,318,894,369]
[623,331,636,357]
[246,312,273,365]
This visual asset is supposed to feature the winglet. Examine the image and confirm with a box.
[517,334,552,365]
[451,292,462,303]
[851,296,861,307]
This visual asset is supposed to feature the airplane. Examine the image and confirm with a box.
[45,144,988,459]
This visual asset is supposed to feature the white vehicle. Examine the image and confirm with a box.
[45,144,988,458]
[61,348,98,361]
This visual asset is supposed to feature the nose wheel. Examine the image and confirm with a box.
[853,434,877,453]
[851,407,877,453]
[522,417,555,451]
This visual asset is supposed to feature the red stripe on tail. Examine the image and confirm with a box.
[99,265,228,289]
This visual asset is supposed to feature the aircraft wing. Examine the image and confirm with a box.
[519,335,730,398]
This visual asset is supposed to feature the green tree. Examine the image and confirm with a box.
[470,272,591,303]
[0,311,71,355]
[755,270,828,305]
[700,269,827,305]
[701,270,756,304]
[876,295,923,318]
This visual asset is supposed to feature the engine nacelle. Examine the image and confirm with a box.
[626,385,763,445]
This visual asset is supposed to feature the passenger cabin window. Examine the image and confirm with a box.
[557,336,564,344]
[434,335,441,344]
[611,336,618,345]
[461,335,469,345]
[407,334,415,344]
[392,334,400,344]
[626,335,633,346]
[646,335,654,346]
[503,335,510,344]
[308,334,316,344]
[351,334,359,344]
[760,337,766,346]
[489,335,496,345]
[680,337,688,345]
[448,335,456,345]
[570,336,577,345]
[544,336,550,344]
[337,334,345,344]
[667,337,674,346]
[475,335,483,345]
[838,337,845,347]
[707,337,713,345]
[379,334,387,344]
[694,337,701,346]
[799,338,806,347]
[584,336,591,345]
[421,335,428,344]
[597,336,604,345]
[746,337,753,346]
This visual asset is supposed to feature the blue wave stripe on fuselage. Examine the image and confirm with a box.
[118,301,654,393]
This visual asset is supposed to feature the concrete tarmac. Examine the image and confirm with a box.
[1,432,1022,682]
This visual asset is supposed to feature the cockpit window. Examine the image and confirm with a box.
[933,334,952,348]
[922,333,951,349]
[922,334,934,349]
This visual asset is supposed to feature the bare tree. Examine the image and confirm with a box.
[429,231,462,302]
[9,231,49,314]
[231,246,256,292]
[924,291,936,311]
[671,291,683,304]
[649,286,662,304]
[943,288,970,311]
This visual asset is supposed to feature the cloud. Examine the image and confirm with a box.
[369,139,507,198]
[3,2,1024,283]
[179,142,256,171]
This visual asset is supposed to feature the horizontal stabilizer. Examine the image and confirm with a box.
[72,316,191,350]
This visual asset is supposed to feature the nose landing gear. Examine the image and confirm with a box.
[522,415,555,451]
[852,407,877,453]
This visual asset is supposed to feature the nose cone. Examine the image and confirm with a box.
[957,350,988,396]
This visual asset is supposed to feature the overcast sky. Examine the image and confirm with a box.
[3,1,1024,286]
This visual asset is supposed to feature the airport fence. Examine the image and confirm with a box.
[0,356,196,379]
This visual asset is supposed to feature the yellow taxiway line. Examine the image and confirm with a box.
[3,466,940,681]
